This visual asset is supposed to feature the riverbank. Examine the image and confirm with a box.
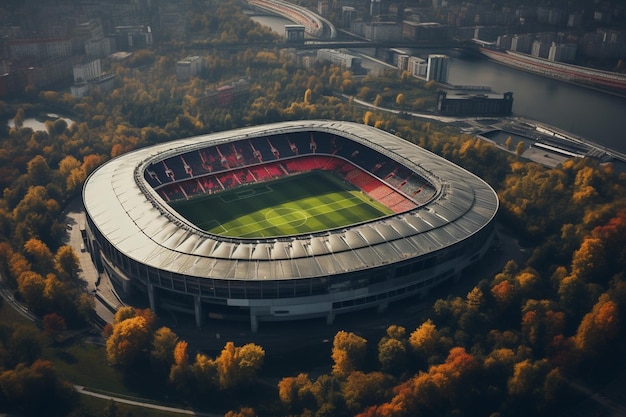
[478,47,626,99]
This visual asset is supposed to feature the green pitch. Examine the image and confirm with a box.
[170,171,393,238]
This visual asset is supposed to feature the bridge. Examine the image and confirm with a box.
[186,38,465,52]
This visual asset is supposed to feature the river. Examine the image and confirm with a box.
[252,15,626,153]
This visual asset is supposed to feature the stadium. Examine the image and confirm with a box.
[82,120,499,332]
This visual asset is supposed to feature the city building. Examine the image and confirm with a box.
[113,25,152,51]
[317,49,361,69]
[548,42,577,62]
[176,56,205,81]
[352,21,402,41]
[285,25,305,43]
[73,58,102,83]
[402,21,450,41]
[426,54,450,83]
[437,90,513,116]
[85,36,114,59]
[70,73,117,98]
[341,6,357,28]
[409,56,427,78]
[9,38,73,60]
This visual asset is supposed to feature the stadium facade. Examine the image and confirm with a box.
[83,120,499,332]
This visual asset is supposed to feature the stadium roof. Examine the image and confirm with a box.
[83,120,498,280]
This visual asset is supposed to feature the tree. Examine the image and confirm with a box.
[54,246,79,281]
[113,306,137,324]
[378,326,407,374]
[192,353,219,393]
[16,271,46,311]
[515,140,525,157]
[106,315,151,368]
[396,93,405,109]
[574,294,620,356]
[331,331,367,378]
[504,135,513,150]
[507,358,550,400]
[0,360,77,416]
[23,238,54,274]
[278,373,316,413]
[225,407,257,417]
[363,111,374,126]
[169,341,194,395]
[343,371,394,413]
[6,325,43,367]
[151,326,178,374]
[216,342,265,390]
[13,108,25,129]
[42,313,67,339]
[409,319,451,365]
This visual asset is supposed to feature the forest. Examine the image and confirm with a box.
[0,1,625,417]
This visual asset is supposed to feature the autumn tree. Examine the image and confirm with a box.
[192,353,219,393]
[5,325,43,368]
[396,93,405,109]
[343,371,394,413]
[515,140,525,157]
[106,315,152,368]
[169,341,194,395]
[150,326,178,374]
[16,271,46,312]
[0,360,77,416]
[23,238,54,275]
[409,319,451,366]
[278,373,316,413]
[331,331,367,378]
[42,313,67,340]
[378,325,408,374]
[54,245,79,281]
[216,342,265,390]
[224,407,257,417]
[574,293,620,357]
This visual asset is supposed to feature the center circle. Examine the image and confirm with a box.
[265,207,308,227]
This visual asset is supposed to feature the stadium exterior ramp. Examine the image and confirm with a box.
[83,120,498,332]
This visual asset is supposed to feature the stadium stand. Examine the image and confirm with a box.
[147,131,437,214]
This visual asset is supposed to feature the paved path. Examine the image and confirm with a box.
[74,385,222,417]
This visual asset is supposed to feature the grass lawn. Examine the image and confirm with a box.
[170,171,393,238]
[44,341,127,393]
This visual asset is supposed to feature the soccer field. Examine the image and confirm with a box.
[170,171,393,238]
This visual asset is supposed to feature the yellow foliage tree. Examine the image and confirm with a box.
[106,315,151,367]
[331,331,367,378]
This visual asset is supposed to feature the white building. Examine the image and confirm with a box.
[73,59,102,83]
[317,49,361,69]
[409,56,427,78]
